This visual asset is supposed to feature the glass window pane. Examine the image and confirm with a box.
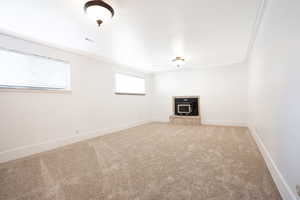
[0,48,71,90]
[115,73,145,94]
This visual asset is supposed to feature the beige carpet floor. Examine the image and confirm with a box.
[0,123,282,200]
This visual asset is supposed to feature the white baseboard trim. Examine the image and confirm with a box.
[248,126,298,200]
[202,120,248,127]
[0,120,150,163]
[152,119,248,127]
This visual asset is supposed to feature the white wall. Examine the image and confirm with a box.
[248,0,300,199]
[151,63,248,126]
[0,34,151,163]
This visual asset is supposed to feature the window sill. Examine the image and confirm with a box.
[0,86,72,93]
[115,92,146,96]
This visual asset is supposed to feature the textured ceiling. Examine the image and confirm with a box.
[0,0,261,72]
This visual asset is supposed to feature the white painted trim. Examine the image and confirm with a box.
[248,125,298,200]
[0,120,150,163]
[202,120,248,127]
[245,0,268,60]
[152,119,248,127]
[0,30,151,74]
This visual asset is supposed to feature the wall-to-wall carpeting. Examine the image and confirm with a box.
[0,123,281,200]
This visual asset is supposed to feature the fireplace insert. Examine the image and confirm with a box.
[177,104,192,114]
[174,97,199,116]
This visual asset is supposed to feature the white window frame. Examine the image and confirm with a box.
[0,47,71,91]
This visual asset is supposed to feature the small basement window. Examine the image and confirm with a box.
[0,48,71,90]
[115,73,146,95]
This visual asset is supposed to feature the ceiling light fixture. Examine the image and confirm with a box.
[172,57,185,67]
[84,0,115,27]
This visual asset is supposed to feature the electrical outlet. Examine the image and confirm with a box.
[296,185,300,197]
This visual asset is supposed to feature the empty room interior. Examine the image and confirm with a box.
[0,0,299,200]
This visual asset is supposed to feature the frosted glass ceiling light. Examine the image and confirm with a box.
[84,0,114,27]
[172,57,185,67]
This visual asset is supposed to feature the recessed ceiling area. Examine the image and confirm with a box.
[0,0,261,72]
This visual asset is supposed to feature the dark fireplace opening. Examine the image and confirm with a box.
[174,97,199,116]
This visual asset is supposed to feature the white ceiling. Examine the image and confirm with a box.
[0,0,261,72]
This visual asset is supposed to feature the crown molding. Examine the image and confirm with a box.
[0,28,151,75]
[245,0,269,62]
